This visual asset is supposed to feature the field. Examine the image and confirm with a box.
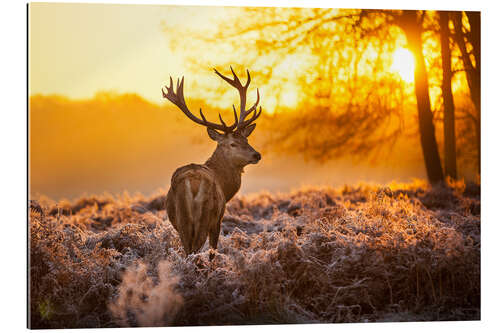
[29,180,480,328]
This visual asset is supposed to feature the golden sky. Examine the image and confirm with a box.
[29,3,479,200]
[29,3,235,104]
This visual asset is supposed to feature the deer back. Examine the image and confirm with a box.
[166,164,225,253]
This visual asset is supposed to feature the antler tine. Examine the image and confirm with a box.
[213,67,262,133]
[178,77,185,102]
[232,105,239,124]
[243,69,251,89]
[199,108,207,122]
[214,67,241,89]
[162,76,173,98]
[218,113,228,128]
[238,106,262,130]
[162,76,237,133]
[236,88,261,130]
[230,66,241,86]
[245,88,260,114]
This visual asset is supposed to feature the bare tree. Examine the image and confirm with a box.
[394,10,444,183]
[451,11,480,173]
[172,8,477,184]
[439,11,457,179]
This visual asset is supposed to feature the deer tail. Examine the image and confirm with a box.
[192,178,207,245]
[179,177,209,253]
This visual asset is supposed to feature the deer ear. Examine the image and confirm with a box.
[207,128,224,142]
[240,123,256,137]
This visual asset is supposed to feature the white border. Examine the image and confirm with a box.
[3,0,500,332]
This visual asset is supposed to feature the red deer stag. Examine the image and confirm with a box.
[162,67,262,256]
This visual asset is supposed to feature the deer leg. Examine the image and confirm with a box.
[208,215,222,261]
[209,223,220,249]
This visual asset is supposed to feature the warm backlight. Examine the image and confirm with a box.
[390,48,415,83]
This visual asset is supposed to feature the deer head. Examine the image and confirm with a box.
[162,67,262,167]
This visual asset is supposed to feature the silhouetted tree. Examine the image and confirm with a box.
[173,8,476,184]
[439,11,457,179]
[395,10,444,183]
[451,11,480,173]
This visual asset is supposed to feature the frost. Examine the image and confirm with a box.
[29,180,480,328]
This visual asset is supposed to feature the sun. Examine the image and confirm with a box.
[390,48,415,83]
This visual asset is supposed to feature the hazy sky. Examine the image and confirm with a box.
[29,3,230,104]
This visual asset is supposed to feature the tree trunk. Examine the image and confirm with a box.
[399,11,444,184]
[466,11,481,174]
[439,11,457,179]
[452,11,481,173]
[466,11,480,77]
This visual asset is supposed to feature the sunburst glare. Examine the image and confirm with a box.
[391,47,415,83]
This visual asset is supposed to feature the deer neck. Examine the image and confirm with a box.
[205,148,242,202]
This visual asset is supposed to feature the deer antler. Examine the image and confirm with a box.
[213,67,262,132]
[162,76,238,133]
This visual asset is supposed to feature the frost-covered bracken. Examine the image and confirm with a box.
[29,180,480,328]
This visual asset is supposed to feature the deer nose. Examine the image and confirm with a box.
[253,152,261,161]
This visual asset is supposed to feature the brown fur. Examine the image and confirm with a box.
[166,133,260,255]
[163,68,261,255]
